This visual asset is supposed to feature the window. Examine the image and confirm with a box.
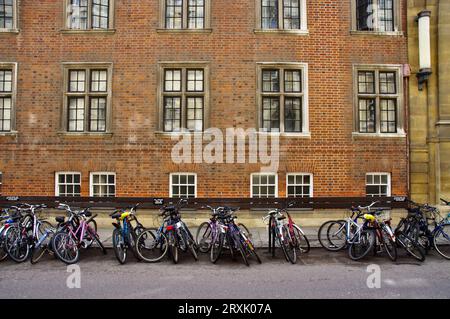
[0,0,18,31]
[286,173,312,197]
[366,173,391,197]
[0,63,17,132]
[62,64,112,133]
[170,173,196,198]
[251,173,278,198]
[161,0,210,30]
[354,65,403,134]
[65,0,114,30]
[55,172,81,197]
[0,172,2,195]
[257,63,308,133]
[90,172,115,197]
[353,0,400,33]
[159,64,209,132]
[256,0,307,32]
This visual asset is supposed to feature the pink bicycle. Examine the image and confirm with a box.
[51,203,106,264]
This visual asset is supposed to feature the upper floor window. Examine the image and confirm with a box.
[90,172,116,197]
[65,0,114,30]
[354,65,403,135]
[257,63,308,134]
[62,63,112,133]
[160,0,211,30]
[0,63,17,132]
[0,172,3,195]
[353,0,400,33]
[170,173,197,198]
[256,0,307,32]
[0,0,18,31]
[158,63,209,132]
[55,172,81,197]
[366,173,391,197]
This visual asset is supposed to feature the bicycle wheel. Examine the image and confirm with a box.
[0,227,9,262]
[84,219,98,248]
[169,233,179,264]
[280,226,296,264]
[135,228,168,263]
[292,224,310,254]
[182,227,198,261]
[433,224,450,260]
[5,226,30,263]
[397,231,425,262]
[112,228,127,264]
[196,222,212,253]
[381,226,397,262]
[348,229,376,261]
[225,233,235,260]
[326,220,348,251]
[210,232,224,263]
[52,231,80,265]
[235,235,249,266]
[129,225,144,261]
[30,233,52,264]
[237,223,251,238]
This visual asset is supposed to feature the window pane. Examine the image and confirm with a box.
[0,70,13,92]
[0,97,12,132]
[187,69,204,92]
[283,0,300,30]
[166,0,183,29]
[68,97,85,132]
[262,0,278,29]
[90,70,108,92]
[188,0,204,29]
[68,0,88,29]
[186,97,203,132]
[284,97,302,133]
[358,71,375,94]
[69,70,86,92]
[164,69,182,92]
[358,99,376,133]
[92,0,110,29]
[284,70,301,92]
[163,97,181,132]
[380,99,397,133]
[378,0,394,32]
[379,71,396,94]
[356,0,374,31]
[262,97,280,132]
[262,70,279,92]
[89,97,107,132]
[0,0,14,29]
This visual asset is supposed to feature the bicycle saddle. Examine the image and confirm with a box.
[111,212,122,219]
[277,216,286,221]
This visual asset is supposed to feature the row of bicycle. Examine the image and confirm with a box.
[0,199,310,265]
[317,198,450,262]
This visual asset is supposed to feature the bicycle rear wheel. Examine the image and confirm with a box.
[348,229,376,261]
[235,236,249,266]
[397,231,425,262]
[292,224,310,254]
[280,226,296,264]
[433,224,450,260]
[381,226,397,262]
[210,232,224,263]
[135,228,168,263]
[0,227,9,262]
[196,222,212,253]
[112,228,127,264]
[5,226,30,263]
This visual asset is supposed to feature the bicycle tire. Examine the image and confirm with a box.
[112,228,127,264]
[397,231,425,262]
[235,236,249,266]
[210,232,224,263]
[348,229,376,261]
[326,220,348,251]
[280,226,296,264]
[292,224,310,254]
[135,228,168,263]
[4,226,30,263]
[381,226,397,262]
[433,224,450,260]
[196,222,212,253]
[52,231,80,265]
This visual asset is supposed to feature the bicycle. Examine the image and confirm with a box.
[0,207,23,262]
[51,204,106,264]
[136,199,197,263]
[110,204,146,264]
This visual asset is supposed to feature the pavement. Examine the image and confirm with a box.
[1,248,450,299]
[96,226,321,248]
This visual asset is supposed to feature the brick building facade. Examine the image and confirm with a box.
[0,0,409,199]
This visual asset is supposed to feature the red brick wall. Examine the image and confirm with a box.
[0,0,409,197]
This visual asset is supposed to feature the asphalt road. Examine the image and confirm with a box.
[1,248,449,299]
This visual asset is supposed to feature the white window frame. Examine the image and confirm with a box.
[0,62,18,133]
[366,172,391,197]
[255,0,308,34]
[256,62,309,135]
[0,0,19,33]
[169,173,197,198]
[250,173,278,198]
[55,172,82,197]
[286,173,313,198]
[89,172,116,197]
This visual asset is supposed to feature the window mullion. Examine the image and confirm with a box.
[373,0,379,32]
[85,69,90,132]
[183,0,188,29]
[279,0,283,30]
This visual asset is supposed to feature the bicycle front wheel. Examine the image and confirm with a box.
[326,220,348,251]
[433,224,450,259]
[196,222,212,253]
[280,226,296,264]
[381,226,397,262]
[348,229,375,261]
[112,228,127,264]
[52,231,80,265]
[292,224,310,254]
[397,231,425,262]
[5,226,30,263]
[210,232,224,263]
[135,228,168,263]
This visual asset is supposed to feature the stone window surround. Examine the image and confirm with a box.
[0,0,19,33]
[0,62,18,135]
[61,0,116,33]
[157,0,212,33]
